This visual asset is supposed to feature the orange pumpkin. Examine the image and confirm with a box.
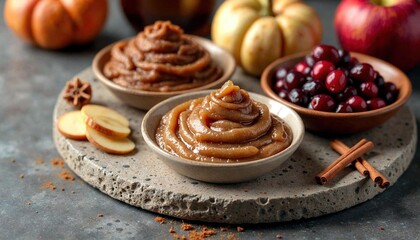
[4,0,108,49]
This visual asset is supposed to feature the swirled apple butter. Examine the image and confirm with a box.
[155,81,293,163]
[104,21,222,92]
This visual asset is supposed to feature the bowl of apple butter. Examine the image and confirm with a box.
[93,21,235,110]
[141,81,304,183]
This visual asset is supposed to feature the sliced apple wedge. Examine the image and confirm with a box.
[57,111,86,140]
[86,126,135,155]
[81,104,129,127]
[81,104,130,138]
[84,115,131,138]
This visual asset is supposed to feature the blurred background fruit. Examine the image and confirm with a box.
[335,0,420,70]
[4,0,108,49]
[211,0,322,76]
[120,0,215,36]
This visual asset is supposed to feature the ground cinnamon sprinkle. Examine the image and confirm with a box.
[35,158,44,165]
[41,181,56,190]
[58,170,75,181]
[181,223,194,231]
[189,228,217,240]
[154,216,165,224]
[50,158,65,168]
[172,235,187,240]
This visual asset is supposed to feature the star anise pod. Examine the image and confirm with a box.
[63,78,92,108]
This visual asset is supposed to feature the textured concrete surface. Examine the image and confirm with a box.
[54,69,416,224]
[1,0,420,239]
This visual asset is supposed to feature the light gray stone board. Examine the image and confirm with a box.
[53,68,416,224]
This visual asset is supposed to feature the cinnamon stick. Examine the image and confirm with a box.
[317,138,368,177]
[331,139,390,189]
[330,139,369,176]
[316,139,367,184]
[354,160,369,177]
[316,139,374,185]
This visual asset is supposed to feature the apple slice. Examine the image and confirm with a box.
[57,111,86,140]
[86,126,135,155]
[81,104,129,127]
[81,104,130,138]
[85,115,131,138]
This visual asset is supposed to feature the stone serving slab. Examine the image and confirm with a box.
[53,68,417,224]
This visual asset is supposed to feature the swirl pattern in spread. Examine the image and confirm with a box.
[156,81,293,163]
[104,21,222,92]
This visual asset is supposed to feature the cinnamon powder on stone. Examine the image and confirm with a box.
[41,181,56,190]
[58,170,75,181]
[50,158,65,168]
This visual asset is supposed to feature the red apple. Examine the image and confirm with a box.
[335,0,420,70]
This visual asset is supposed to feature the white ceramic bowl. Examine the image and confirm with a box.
[92,35,236,110]
[141,90,305,183]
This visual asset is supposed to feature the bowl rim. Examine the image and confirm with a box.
[92,35,236,96]
[260,51,412,118]
[141,90,305,168]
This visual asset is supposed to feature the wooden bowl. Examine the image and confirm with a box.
[261,52,412,135]
[141,90,304,183]
[92,35,236,110]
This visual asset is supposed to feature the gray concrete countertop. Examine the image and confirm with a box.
[1,0,419,239]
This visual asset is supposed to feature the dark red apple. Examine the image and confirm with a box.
[335,0,420,70]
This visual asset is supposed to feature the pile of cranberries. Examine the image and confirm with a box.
[272,45,399,113]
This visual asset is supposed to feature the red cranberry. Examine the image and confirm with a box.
[288,89,309,106]
[338,49,351,65]
[383,92,396,104]
[302,80,325,96]
[294,60,312,76]
[311,60,335,81]
[278,89,290,101]
[373,70,378,80]
[274,78,286,93]
[350,63,375,82]
[374,74,385,90]
[337,67,350,77]
[325,70,347,93]
[336,86,358,102]
[359,82,379,99]
[305,55,315,67]
[367,98,387,110]
[310,94,336,112]
[336,102,353,113]
[285,70,305,90]
[382,82,399,104]
[346,96,367,112]
[384,82,398,95]
[348,57,359,69]
[275,67,288,81]
[312,45,341,65]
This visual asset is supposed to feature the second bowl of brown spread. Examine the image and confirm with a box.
[92,21,236,110]
[142,81,305,183]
